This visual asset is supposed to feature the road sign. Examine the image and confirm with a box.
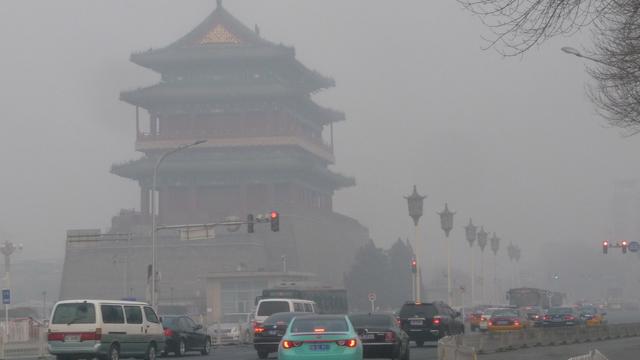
[629,241,640,253]
[2,289,10,305]
[180,226,215,241]
[368,292,376,302]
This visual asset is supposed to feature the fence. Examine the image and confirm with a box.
[446,322,640,355]
[0,319,48,359]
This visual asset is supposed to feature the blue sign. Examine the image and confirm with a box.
[629,241,640,253]
[2,289,10,305]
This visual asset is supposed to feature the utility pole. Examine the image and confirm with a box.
[0,241,22,339]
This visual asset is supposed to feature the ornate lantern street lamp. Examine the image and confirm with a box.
[507,242,517,289]
[405,185,426,302]
[490,233,501,303]
[438,203,455,305]
[476,227,488,303]
[464,219,478,305]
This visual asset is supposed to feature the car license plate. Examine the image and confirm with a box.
[309,344,330,351]
[267,330,277,335]
[64,335,81,342]
[360,334,374,340]
[497,320,508,325]
[410,320,423,325]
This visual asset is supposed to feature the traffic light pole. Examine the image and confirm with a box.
[414,224,422,303]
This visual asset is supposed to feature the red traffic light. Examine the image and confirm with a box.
[622,240,628,246]
[603,240,609,246]
[270,211,280,232]
[410,258,417,273]
[603,240,609,254]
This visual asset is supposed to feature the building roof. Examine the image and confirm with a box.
[129,1,334,90]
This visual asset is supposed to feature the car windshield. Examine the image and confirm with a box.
[580,307,597,315]
[52,303,96,325]
[548,308,574,315]
[263,312,303,325]
[399,304,438,318]
[258,301,290,316]
[222,314,248,323]
[349,314,393,328]
[492,309,519,317]
[290,317,349,333]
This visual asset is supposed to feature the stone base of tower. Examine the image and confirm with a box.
[59,210,370,313]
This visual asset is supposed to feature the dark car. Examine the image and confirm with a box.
[161,315,212,356]
[398,302,464,347]
[253,312,306,359]
[542,307,583,327]
[349,313,410,360]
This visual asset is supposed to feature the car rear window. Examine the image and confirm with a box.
[548,307,573,315]
[349,314,393,328]
[52,303,96,324]
[161,316,179,328]
[492,309,518,317]
[257,301,290,316]
[399,304,437,318]
[290,318,348,333]
[263,312,303,325]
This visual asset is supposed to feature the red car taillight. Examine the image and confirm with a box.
[47,332,64,341]
[544,315,551,321]
[384,332,395,342]
[163,328,174,337]
[432,317,442,326]
[337,339,358,348]
[564,315,576,321]
[513,320,521,326]
[254,327,265,335]
[282,340,302,349]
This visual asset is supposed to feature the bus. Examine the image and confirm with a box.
[507,287,551,309]
[257,287,348,314]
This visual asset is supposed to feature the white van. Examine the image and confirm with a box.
[48,299,164,360]
[254,298,316,326]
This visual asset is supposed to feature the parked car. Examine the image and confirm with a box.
[208,313,253,344]
[48,299,164,360]
[487,308,528,332]
[397,301,464,347]
[161,315,212,356]
[278,315,363,360]
[349,313,409,360]
[253,312,305,359]
[543,307,583,327]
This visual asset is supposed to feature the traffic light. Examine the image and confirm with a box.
[603,240,609,254]
[411,258,417,274]
[247,214,254,233]
[270,211,280,232]
[622,240,628,254]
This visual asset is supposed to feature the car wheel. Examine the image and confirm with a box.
[257,350,269,359]
[145,344,157,360]
[175,339,186,357]
[201,337,212,355]
[108,344,120,360]
[415,340,424,348]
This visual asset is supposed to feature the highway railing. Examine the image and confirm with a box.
[437,335,477,360]
[443,322,640,355]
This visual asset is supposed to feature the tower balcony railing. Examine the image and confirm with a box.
[136,131,335,163]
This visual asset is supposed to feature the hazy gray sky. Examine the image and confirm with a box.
[1,1,639,293]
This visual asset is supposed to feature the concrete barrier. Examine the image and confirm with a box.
[437,336,477,360]
[455,322,640,354]
[568,349,609,360]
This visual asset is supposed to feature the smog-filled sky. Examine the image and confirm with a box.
[1,0,639,297]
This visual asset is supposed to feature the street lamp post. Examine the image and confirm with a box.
[513,246,521,287]
[464,219,478,306]
[476,227,488,304]
[438,204,455,305]
[507,242,516,290]
[151,139,206,309]
[405,185,426,303]
[490,233,501,304]
[0,241,22,338]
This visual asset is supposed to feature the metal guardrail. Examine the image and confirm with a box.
[0,327,48,359]
[448,322,640,355]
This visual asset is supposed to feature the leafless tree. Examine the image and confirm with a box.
[587,1,640,134]
[460,0,640,132]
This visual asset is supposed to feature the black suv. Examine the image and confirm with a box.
[398,301,464,347]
